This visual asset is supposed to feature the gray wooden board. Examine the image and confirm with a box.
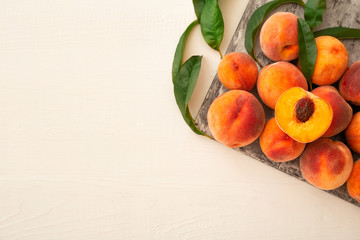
[195,0,360,207]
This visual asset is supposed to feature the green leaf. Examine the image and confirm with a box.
[304,0,326,30]
[244,0,305,66]
[297,18,317,90]
[172,20,198,83]
[200,0,224,52]
[313,27,360,39]
[192,0,205,22]
[174,56,205,135]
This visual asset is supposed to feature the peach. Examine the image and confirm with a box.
[347,159,360,203]
[311,86,353,137]
[275,87,333,143]
[345,112,360,154]
[339,61,360,105]
[259,118,306,162]
[311,36,349,85]
[260,12,299,61]
[300,138,353,190]
[257,62,308,109]
[217,52,258,91]
[207,90,265,148]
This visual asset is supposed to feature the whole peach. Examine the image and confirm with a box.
[339,61,360,105]
[345,112,360,154]
[347,159,360,203]
[300,138,353,190]
[257,61,308,109]
[311,36,349,85]
[207,90,265,148]
[260,12,299,61]
[311,86,353,137]
[260,118,306,162]
[217,52,258,91]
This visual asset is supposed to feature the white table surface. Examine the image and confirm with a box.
[1,0,360,239]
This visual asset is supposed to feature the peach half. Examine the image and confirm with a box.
[207,90,265,148]
[347,159,360,203]
[275,87,333,143]
[217,52,258,91]
[311,86,353,137]
[260,118,306,162]
[260,12,299,61]
[257,61,308,109]
[300,138,353,190]
[345,112,360,154]
[339,61,360,106]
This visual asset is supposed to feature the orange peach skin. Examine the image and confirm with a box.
[312,86,353,137]
[347,159,360,203]
[345,112,360,154]
[217,52,258,91]
[260,118,306,162]
[339,61,360,105]
[311,36,349,85]
[300,138,353,190]
[207,90,265,148]
[260,12,299,61]
[257,62,308,109]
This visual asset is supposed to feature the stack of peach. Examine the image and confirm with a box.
[207,12,360,203]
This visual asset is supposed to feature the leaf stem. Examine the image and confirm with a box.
[219,49,223,59]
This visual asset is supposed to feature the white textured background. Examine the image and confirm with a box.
[0,0,360,239]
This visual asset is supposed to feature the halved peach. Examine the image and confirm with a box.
[275,87,333,143]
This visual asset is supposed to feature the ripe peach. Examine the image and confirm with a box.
[207,90,265,148]
[339,61,360,105]
[260,12,299,61]
[345,112,360,154]
[311,36,349,85]
[347,159,360,203]
[257,62,308,109]
[259,118,306,162]
[311,86,353,137]
[217,52,258,91]
[275,87,333,143]
[300,138,353,190]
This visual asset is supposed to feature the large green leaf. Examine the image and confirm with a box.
[174,56,205,135]
[313,27,360,39]
[244,0,305,66]
[172,20,198,83]
[297,18,317,90]
[304,0,326,30]
[200,0,224,54]
[192,0,205,22]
